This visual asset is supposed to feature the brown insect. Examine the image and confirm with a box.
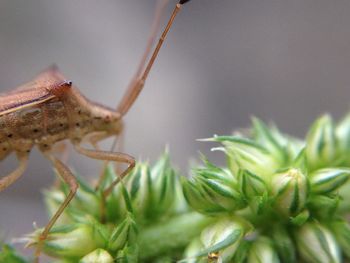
[0,0,192,259]
[208,251,220,262]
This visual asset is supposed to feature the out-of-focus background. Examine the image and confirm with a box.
[1,0,350,250]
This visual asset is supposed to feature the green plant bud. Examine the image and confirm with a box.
[119,153,179,221]
[306,115,337,170]
[290,209,309,226]
[28,221,108,259]
[308,195,339,220]
[336,113,350,157]
[124,163,152,218]
[182,164,245,214]
[295,223,340,263]
[182,178,238,215]
[291,149,307,173]
[116,245,139,263]
[310,168,350,194]
[271,226,296,263]
[148,152,178,216]
[79,249,113,263]
[182,238,206,263]
[211,136,278,178]
[338,180,350,212]
[182,219,245,262]
[200,219,244,262]
[330,220,350,258]
[251,117,288,165]
[271,168,308,216]
[247,194,269,216]
[231,240,251,263]
[108,213,138,252]
[239,170,267,199]
[247,236,280,263]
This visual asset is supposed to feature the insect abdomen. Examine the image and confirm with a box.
[0,98,71,155]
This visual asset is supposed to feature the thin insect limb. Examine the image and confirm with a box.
[34,152,79,260]
[94,126,125,190]
[0,153,28,191]
[74,144,135,197]
[115,125,125,174]
[52,141,70,164]
[85,131,124,222]
[50,141,71,188]
[81,131,117,190]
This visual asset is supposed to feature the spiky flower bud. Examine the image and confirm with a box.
[182,159,245,214]
[27,221,108,259]
[336,113,350,159]
[306,115,337,170]
[295,223,340,263]
[79,249,113,263]
[331,220,350,258]
[112,152,179,222]
[271,226,296,263]
[247,236,280,263]
[309,167,350,194]
[271,168,308,217]
[108,213,138,251]
[211,136,278,178]
[251,117,289,165]
[183,218,245,262]
[238,169,266,199]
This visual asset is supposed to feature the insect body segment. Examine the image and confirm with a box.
[0,72,121,156]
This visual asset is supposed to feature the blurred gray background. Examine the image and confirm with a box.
[1,0,350,252]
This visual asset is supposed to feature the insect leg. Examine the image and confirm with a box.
[52,141,70,164]
[0,153,28,191]
[35,153,78,258]
[74,144,135,197]
[89,130,125,190]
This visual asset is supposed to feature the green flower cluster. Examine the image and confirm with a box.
[8,152,211,263]
[182,115,350,262]
[3,114,350,262]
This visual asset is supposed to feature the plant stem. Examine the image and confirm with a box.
[138,212,214,260]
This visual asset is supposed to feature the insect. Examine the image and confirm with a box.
[208,252,220,262]
[0,0,191,259]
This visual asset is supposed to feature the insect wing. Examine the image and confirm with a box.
[13,64,66,92]
[0,65,69,116]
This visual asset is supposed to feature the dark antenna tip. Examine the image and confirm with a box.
[179,0,191,5]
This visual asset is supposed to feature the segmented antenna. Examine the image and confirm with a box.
[117,0,192,116]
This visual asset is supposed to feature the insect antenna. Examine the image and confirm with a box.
[116,0,192,116]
